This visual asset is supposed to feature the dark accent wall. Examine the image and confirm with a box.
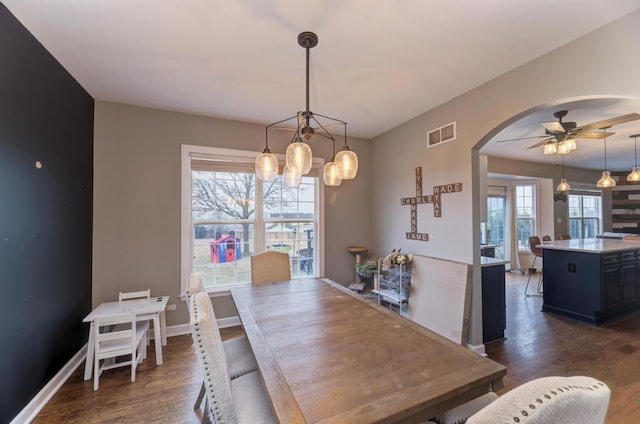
[0,4,94,422]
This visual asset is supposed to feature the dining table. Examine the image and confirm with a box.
[230,278,506,423]
[82,296,169,381]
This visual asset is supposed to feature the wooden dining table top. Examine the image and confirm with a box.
[230,278,506,424]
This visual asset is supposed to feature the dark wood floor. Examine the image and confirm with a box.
[34,274,640,423]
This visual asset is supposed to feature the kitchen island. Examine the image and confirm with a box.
[540,238,640,325]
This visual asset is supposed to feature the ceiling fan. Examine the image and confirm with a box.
[495,110,640,150]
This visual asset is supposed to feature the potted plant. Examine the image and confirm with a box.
[356,261,378,278]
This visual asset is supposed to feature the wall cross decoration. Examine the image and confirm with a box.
[400,167,463,241]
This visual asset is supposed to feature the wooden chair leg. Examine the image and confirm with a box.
[194,381,206,409]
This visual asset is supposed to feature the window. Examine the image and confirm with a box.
[181,146,324,292]
[568,194,601,239]
[516,184,535,251]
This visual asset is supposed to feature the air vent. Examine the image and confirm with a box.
[427,121,456,148]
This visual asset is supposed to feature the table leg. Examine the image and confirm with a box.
[153,314,163,365]
[84,322,95,381]
[160,310,167,346]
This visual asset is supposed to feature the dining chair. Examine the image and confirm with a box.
[542,235,552,242]
[93,312,149,390]
[119,289,166,346]
[465,376,610,424]
[119,289,151,301]
[190,292,275,424]
[525,236,544,297]
[556,233,571,240]
[185,272,258,411]
[250,250,291,285]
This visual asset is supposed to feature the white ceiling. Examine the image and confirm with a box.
[3,0,640,168]
[482,98,640,172]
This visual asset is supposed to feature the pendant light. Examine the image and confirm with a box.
[323,139,342,186]
[627,134,640,182]
[256,32,358,184]
[334,124,358,179]
[557,154,570,192]
[596,126,616,188]
[255,127,279,181]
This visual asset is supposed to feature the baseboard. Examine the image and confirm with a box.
[13,317,243,423]
[10,345,87,424]
[467,343,487,356]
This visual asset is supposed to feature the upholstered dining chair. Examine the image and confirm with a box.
[556,233,571,240]
[93,312,149,390]
[250,250,291,285]
[466,376,610,424]
[542,235,552,242]
[426,376,610,424]
[525,236,544,297]
[190,292,275,424]
[185,272,258,411]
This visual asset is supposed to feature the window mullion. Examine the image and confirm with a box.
[255,178,265,253]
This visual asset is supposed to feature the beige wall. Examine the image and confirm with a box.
[371,10,640,347]
[93,102,372,326]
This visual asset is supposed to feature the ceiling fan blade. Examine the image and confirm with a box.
[494,135,549,143]
[541,121,565,133]
[574,113,640,132]
[527,138,555,149]
[573,131,615,139]
[271,126,298,131]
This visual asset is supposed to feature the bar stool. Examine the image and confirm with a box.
[525,236,543,297]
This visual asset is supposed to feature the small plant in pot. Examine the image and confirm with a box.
[356,261,378,278]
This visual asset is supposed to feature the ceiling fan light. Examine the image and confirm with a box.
[597,170,616,188]
[283,165,301,187]
[628,166,640,182]
[556,178,571,192]
[255,148,279,181]
[565,137,577,151]
[334,147,358,179]
[543,143,558,155]
[323,161,342,186]
[557,142,571,155]
[286,140,313,175]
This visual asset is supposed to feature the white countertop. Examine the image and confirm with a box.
[481,256,509,267]
[539,238,640,253]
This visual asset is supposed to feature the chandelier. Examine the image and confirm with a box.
[255,32,358,187]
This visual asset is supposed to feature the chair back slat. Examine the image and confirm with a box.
[119,289,151,301]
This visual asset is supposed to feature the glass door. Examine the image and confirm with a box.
[487,195,507,259]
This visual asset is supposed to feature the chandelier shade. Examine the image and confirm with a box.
[255,147,278,181]
[323,161,342,186]
[543,142,557,155]
[255,31,358,187]
[283,165,301,187]
[286,139,313,175]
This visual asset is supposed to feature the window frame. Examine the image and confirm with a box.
[180,145,325,295]
[568,193,602,239]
